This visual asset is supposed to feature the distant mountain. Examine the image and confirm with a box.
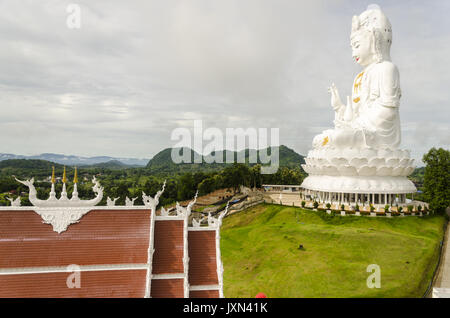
[0,159,63,170]
[0,146,304,175]
[0,159,66,179]
[0,153,148,166]
[84,160,133,169]
[146,145,305,173]
[0,158,136,179]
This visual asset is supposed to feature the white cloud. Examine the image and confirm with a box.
[0,0,448,164]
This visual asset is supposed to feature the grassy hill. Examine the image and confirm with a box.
[146,145,305,174]
[221,203,446,298]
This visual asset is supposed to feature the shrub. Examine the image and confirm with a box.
[301,201,306,208]
[370,204,375,212]
[313,201,319,209]
[407,205,414,212]
[355,204,360,212]
[326,203,331,210]
[341,204,345,211]
[417,205,422,212]
[398,206,403,213]
[384,204,390,213]
[422,147,450,214]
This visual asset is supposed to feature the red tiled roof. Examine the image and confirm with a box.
[0,208,222,298]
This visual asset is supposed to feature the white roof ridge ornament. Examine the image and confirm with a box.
[142,180,166,211]
[14,175,103,208]
[175,191,198,217]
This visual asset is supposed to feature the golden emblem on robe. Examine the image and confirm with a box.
[353,71,364,103]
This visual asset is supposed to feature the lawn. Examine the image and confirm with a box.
[220,203,447,298]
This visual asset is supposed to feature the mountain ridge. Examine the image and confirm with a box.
[0,145,306,173]
[0,153,148,166]
[146,145,305,173]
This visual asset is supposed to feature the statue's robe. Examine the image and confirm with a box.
[314,60,401,150]
[352,60,401,149]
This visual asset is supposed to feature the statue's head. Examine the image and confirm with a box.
[350,5,392,67]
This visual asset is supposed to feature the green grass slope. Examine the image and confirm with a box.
[221,203,446,298]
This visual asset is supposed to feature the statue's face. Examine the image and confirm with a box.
[351,31,375,67]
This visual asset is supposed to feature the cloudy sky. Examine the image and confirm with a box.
[0,0,449,164]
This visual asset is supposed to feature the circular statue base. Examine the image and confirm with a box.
[298,6,418,208]
[301,175,416,194]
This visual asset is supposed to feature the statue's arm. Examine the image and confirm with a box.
[376,62,401,108]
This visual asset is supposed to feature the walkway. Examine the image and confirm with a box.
[432,208,450,297]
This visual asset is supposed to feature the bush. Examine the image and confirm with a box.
[313,201,319,209]
[341,204,345,211]
[301,201,306,208]
[326,203,331,209]
[355,204,360,212]
[398,206,403,213]
[370,204,375,212]
[417,205,422,212]
[407,205,414,212]
[384,204,390,213]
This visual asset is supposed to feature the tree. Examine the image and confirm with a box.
[115,182,130,205]
[422,148,450,214]
[221,164,251,193]
[177,173,196,201]
[198,177,215,196]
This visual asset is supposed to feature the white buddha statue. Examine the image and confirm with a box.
[313,6,401,150]
[301,5,416,197]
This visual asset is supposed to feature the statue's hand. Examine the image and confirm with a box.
[328,83,344,111]
[343,95,353,122]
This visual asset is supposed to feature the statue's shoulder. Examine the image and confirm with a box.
[373,61,399,76]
